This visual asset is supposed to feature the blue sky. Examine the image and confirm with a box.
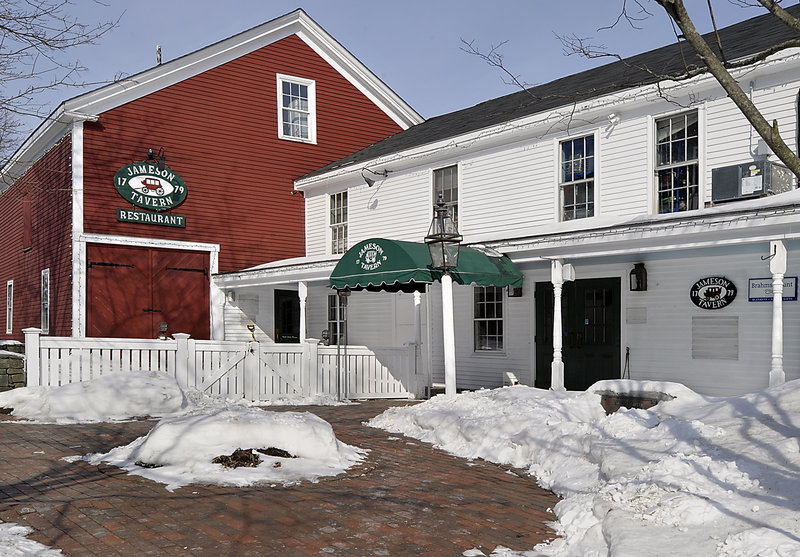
[21,1,770,132]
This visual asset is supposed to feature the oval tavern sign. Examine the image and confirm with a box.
[690,276,737,310]
[114,162,187,212]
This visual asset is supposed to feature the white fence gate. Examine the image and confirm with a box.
[23,329,419,401]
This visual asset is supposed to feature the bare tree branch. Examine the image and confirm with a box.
[0,0,120,165]
[656,0,800,179]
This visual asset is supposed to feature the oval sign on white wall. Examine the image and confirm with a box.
[690,277,737,310]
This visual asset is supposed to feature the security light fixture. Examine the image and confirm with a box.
[361,167,389,187]
[425,196,462,271]
[630,263,648,292]
[148,147,167,171]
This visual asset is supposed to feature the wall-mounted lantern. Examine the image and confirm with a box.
[630,263,648,292]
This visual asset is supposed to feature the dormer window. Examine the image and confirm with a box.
[277,74,316,144]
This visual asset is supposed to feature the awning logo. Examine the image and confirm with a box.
[356,242,387,271]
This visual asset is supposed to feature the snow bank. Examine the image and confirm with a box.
[0,521,62,556]
[0,371,187,423]
[85,405,366,491]
[370,380,800,557]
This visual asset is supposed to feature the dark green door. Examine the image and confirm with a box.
[274,290,300,343]
[535,278,621,390]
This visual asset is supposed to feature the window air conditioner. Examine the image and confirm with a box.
[711,160,794,203]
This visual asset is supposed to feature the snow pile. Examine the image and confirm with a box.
[85,405,366,491]
[0,371,365,492]
[369,380,800,557]
[0,371,187,423]
[0,521,62,556]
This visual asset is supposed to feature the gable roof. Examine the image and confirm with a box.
[1,9,422,187]
[301,6,800,181]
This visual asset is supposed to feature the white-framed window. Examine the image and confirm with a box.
[655,110,699,213]
[327,294,346,345]
[277,74,316,143]
[5,280,12,335]
[560,134,595,221]
[474,286,503,351]
[330,191,348,255]
[433,165,458,227]
[41,269,50,334]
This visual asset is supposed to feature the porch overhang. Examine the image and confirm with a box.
[329,238,523,292]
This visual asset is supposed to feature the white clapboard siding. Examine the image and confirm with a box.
[305,284,332,341]
[623,244,800,396]
[304,194,327,257]
[599,117,651,216]
[461,140,555,238]
[348,170,431,243]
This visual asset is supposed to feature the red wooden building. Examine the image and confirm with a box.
[0,9,421,342]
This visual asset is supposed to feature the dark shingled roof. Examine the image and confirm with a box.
[304,6,800,179]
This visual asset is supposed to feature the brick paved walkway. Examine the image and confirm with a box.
[0,400,560,556]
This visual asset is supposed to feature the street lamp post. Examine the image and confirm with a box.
[425,197,462,396]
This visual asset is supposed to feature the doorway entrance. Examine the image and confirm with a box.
[87,244,210,339]
[274,289,300,343]
[535,277,621,390]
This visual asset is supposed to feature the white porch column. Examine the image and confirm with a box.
[769,240,787,387]
[298,281,308,343]
[550,260,575,391]
[413,290,422,346]
[442,273,457,396]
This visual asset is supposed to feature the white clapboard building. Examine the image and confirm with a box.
[216,8,800,397]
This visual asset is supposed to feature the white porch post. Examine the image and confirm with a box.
[769,240,787,387]
[23,328,42,387]
[298,281,308,343]
[550,260,574,391]
[442,273,457,396]
[413,290,422,346]
[413,290,424,399]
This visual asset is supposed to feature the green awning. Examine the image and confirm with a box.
[329,238,523,292]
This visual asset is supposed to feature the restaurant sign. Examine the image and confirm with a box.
[114,162,188,212]
[117,209,186,228]
[690,276,737,310]
[748,277,798,302]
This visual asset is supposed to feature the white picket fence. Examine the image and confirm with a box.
[22,329,419,401]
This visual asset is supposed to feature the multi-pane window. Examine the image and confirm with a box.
[41,269,50,334]
[433,165,458,227]
[327,294,346,345]
[656,110,699,213]
[277,74,316,143]
[330,191,348,255]
[560,135,595,220]
[5,280,12,334]
[474,286,503,351]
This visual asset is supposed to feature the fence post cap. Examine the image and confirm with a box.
[22,328,43,335]
[172,333,191,340]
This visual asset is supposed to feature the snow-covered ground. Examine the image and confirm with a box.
[2,372,800,556]
[0,522,62,557]
[370,379,800,557]
[0,371,365,554]
[0,371,365,492]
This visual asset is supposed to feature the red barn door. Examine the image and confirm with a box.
[87,244,209,339]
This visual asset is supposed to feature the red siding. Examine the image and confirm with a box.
[0,136,73,341]
[82,34,403,272]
